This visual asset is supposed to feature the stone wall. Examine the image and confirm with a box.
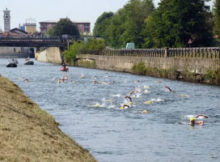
[35,47,62,64]
[77,52,220,74]
[0,47,22,54]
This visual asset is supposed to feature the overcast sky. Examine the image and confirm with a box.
[0,0,214,32]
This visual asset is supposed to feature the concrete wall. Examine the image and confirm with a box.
[0,47,22,54]
[76,53,220,74]
[35,47,62,64]
[0,47,34,58]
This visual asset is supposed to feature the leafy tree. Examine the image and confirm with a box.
[143,0,213,47]
[93,0,154,48]
[214,0,220,41]
[93,12,114,37]
[48,18,80,38]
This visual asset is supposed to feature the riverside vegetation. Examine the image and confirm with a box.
[0,74,97,162]
[63,39,105,66]
[132,62,220,85]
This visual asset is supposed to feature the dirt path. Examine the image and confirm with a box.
[0,74,97,162]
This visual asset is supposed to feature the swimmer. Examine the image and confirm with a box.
[189,114,208,126]
[164,86,173,92]
[125,96,133,105]
[155,80,162,83]
[144,89,149,94]
[128,89,139,96]
[80,74,85,79]
[120,104,130,110]
[101,82,110,85]
[24,78,30,82]
[62,75,68,81]
[142,110,149,114]
[57,79,63,83]
[195,114,208,119]
[93,80,99,84]
[144,85,150,89]
[144,100,153,104]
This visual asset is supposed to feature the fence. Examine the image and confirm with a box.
[80,47,220,59]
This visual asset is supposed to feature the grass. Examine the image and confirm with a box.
[0,74,97,162]
[76,59,96,68]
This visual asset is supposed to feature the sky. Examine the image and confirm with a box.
[0,0,215,32]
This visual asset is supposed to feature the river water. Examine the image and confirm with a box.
[1,59,220,162]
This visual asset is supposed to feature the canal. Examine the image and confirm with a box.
[1,59,220,162]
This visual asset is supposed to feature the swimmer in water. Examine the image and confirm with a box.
[189,114,208,126]
[128,89,138,96]
[24,78,30,82]
[120,104,130,110]
[164,86,173,92]
[125,96,133,105]
[142,110,149,114]
[93,80,99,84]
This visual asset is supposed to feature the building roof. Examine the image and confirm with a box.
[0,28,28,37]
[39,21,57,24]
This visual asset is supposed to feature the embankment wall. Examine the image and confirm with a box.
[76,47,220,85]
[77,54,219,74]
[35,47,62,64]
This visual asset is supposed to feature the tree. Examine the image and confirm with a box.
[143,0,213,47]
[93,12,114,37]
[214,0,220,40]
[48,18,80,38]
[93,0,154,48]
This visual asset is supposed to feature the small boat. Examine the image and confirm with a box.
[61,66,69,72]
[6,62,17,68]
[24,61,34,65]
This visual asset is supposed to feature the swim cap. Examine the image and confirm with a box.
[190,117,195,121]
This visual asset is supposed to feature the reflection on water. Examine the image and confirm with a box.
[1,59,220,162]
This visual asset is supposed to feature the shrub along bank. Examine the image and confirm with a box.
[63,39,105,66]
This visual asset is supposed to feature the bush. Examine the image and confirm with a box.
[63,41,84,65]
[63,39,106,65]
[204,68,220,84]
[83,39,106,51]
[132,62,146,75]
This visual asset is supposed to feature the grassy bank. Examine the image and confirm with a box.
[0,74,97,162]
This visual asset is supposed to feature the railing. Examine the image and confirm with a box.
[80,47,220,59]
[0,37,67,47]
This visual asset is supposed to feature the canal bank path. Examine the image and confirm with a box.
[0,74,97,162]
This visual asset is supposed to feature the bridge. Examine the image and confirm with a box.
[0,37,68,47]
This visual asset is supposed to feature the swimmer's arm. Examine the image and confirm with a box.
[195,114,208,118]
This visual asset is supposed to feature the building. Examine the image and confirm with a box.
[25,23,37,34]
[0,28,28,38]
[74,22,90,34]
[3,8,11,32]
[39,21,57,34]
[39,21,90,35]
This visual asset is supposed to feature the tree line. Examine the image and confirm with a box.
[93,0,220,48]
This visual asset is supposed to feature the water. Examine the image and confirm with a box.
[1,59,220,162]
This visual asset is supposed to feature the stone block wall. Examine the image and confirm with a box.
[35,47,62,64]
